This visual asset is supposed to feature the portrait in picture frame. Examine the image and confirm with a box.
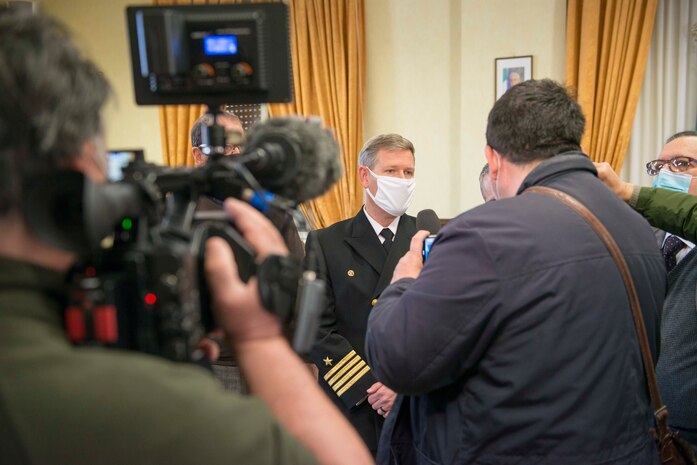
[495,56,533,100]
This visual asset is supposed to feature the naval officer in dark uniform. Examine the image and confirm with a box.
[305,133,418,454]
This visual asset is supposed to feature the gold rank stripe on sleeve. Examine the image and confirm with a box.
[327,356,362,388]
[324,350,357,382]
[336,365,372,397]
[332,358,368,393]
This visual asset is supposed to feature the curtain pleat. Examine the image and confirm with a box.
[268,0,366,228]
[565,0,657,171]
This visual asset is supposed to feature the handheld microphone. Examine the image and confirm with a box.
[416,209,441,235]
[417,209,441,262]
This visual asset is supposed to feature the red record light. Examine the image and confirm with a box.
[144,293,157,305]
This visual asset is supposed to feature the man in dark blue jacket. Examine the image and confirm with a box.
[365,79,664,465]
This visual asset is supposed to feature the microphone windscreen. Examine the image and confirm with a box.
[416,209,441,235]
[244,117,343,202]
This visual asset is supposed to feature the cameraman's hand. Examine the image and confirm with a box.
[197,330,225,361]
[205,198,289,345]
[206,199,374,465]
[223,198,289,259]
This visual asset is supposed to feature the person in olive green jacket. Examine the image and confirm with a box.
[0,10,373,465]
[595,159,697,243]
[595,131,697,449]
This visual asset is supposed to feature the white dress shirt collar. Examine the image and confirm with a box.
[363,207,400,243]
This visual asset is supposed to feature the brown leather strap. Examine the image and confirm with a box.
[524,186,665,416]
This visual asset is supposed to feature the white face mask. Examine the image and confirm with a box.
[365,168,416,216]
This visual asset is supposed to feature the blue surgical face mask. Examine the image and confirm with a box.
[652,169,694,193]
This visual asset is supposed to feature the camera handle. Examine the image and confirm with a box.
[191,221,257,332]
[200,105,228,160]
[291,269,326,355]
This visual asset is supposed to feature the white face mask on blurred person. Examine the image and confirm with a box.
[365,168,416,217]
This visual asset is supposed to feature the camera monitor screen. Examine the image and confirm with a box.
[126,3,292,106]
[204,35,238,56]
[108,149,144,182]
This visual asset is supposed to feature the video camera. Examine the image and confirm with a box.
[23,3,340,363]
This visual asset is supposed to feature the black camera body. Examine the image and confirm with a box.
[98,232,205,362]
[56,154,300,363]
[32,3,334,364]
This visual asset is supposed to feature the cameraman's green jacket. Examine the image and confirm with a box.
[0,256,317,465]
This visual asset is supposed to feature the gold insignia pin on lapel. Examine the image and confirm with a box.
[347,270,355,277]
[323,357,333,366]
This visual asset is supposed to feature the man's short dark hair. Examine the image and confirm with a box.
[190,110,241,147]
[0,11,110,216]
[666,130,697,144]
[486,79,585,164]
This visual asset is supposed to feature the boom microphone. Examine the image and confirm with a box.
[416,209,441,235]
[23,117,344,255]
[237,117,343,202]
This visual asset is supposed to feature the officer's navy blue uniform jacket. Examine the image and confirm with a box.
[306,209,417,453]
[366,154,664,465]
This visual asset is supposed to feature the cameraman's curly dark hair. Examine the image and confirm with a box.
[0,11,110,216]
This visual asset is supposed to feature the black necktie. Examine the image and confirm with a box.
[380,228,394,254]
[662,235,686,272]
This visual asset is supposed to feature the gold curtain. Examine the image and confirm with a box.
[158,104,205,167]
[154,0,366,228]
[565,0,657,171]
[268,0,366,228]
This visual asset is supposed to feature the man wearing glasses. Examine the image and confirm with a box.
[191,110,244,164]
[597,130,697,451]
[190,110,305,394]
[644,132,697,273]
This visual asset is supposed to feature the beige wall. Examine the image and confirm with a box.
[42,0,163,164]
[365,0,566,218]
[365,0,458,217]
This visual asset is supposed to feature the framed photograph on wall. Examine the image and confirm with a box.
[495,56,533,100]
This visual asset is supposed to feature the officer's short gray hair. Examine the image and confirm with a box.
[358,134,415,169]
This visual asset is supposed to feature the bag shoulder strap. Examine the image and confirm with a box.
[523,185,665,415]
